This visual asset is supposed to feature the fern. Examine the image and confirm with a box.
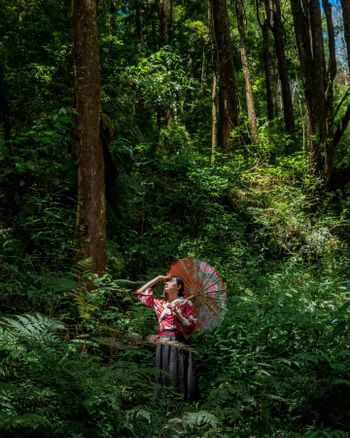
[73,289,100,320]
[71,257,95,280]
[167,410,219,437]
[2,313,64,341]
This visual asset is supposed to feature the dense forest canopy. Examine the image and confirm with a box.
[1,0,350,436]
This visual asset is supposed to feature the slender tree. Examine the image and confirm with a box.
[322,0,336,138]
[291,0,350,189]
[211,70,219,165]
[72,0,106,274]
[158,0,174,127]
[341,0,350,73]
[290,0,327,174]
[235,0,258,143]
[134,0,144,46]
[208,1,219,163]
[270,0,295,133]
[323,0,337,83]
[209,0,239,150]
[257,0,274,121]
[159,0,171,45]
[0,65,10,142]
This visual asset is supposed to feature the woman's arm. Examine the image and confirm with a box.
[135,275,169,295]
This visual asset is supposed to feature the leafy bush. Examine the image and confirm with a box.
[0,313,162,437]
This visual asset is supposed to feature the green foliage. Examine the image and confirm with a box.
[2,0,350,435]
[125,47,192,123]
[2,313,64,341]
[0,312,161,437]
[165,410,220,437]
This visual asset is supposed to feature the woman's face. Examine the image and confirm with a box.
[164,277,179,301]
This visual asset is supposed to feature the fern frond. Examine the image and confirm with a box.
[2,313,65,341]
[168,410,219,433]
[72,257,95,280]
[126,408,151,424]
[73,289,99,319]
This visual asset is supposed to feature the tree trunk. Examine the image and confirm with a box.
[135,0,144,46]
[323,0,337,83]
[159,0,169,45]
[290,0,327,175]
[169,0,173,43]
[262,3,274,121]
[271,0,295,133]
[208,1,219,162]
[235,0,258,143]
[209,0,239,150]
[341,0,350,73]
[211,70,219,165]
[200,49,206,95]
[72,0,106,274]
[0,64,10,142]
[257,0,274,121]
[322,0,337,180]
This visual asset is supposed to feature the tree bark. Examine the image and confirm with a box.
[323,0,337,83]
[262,5,274,121]
[322,0,337,180]
[211,70,219,165]
[271,0,295,133]
[159,0,169,45]
[134,0,144,46]
[290,0,350,189]
[341,0,350,73]
[235,0,258,143]
[169,0,173,43]
[290,0,327,175]
[72,0,106,274]
[0,64,10,142]
[209,0,239,150]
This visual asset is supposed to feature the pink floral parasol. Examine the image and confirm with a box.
[167,258,227,331]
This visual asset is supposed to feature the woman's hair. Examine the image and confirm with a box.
[174,276,185,297]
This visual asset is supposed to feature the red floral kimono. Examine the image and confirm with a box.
[137,287,197,338]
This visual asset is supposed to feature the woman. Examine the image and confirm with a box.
[135,274,198,401]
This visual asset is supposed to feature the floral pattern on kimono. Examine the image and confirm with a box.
[137,287,197,337]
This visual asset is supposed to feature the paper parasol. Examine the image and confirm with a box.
[167,258,227,331]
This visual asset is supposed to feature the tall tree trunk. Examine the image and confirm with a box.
[235,0,258,143]
[262,3,274,121]
[211,70,219,165]
[0,65,10,142]
[158,0,174,126]
[257,0,274,121]
[72,0,106,274]
[159,0,169,45]
[208,1,219,162]
[135,0,144,46]
[290,0,327,175]
[270,0,295,133]
[169,0,173,43]
[341,0,350,73]
[209,0,239,150]
[322,0,337,180]
[323,0,337,83]
[200,49,206,95]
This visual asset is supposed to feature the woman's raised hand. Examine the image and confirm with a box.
[136,274,169,295]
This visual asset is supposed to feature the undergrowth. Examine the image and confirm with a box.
[1,154,350,436]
